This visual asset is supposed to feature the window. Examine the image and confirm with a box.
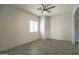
[34,22,38,32]
[30,20,38,32]
[30,21,34,32]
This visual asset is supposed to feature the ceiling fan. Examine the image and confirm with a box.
[37,4,55,14]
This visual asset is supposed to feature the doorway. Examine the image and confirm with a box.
[75,7,79,43]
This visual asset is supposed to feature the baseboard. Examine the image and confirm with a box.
[46,38,72,42]
[0,38,39,53]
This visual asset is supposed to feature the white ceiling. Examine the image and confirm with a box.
[12,4,77,16]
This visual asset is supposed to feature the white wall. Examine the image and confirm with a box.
[40,16,45,39]
[40,16,51,39]
[45,16,50,38]
[0,5,39,52]
[50,13,73,41]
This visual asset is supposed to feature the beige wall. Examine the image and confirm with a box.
[0,5,39,52]
[50,13,73,41]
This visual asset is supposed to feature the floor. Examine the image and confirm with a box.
[1,39,78,55]
[78,44,79,54]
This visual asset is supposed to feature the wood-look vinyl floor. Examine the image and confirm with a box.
[1,39,78,55]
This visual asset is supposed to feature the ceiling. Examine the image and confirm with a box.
[12,4,77,16]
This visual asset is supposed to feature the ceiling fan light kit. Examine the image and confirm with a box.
[37,4,55,14]
[43,11,47,14]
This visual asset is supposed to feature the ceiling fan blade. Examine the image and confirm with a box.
[41,10,44,14]
[37,7,42,11]
[46,6,55,9]
[42,4,44,8]
[46,10,51,13]
[44,4,46,8]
